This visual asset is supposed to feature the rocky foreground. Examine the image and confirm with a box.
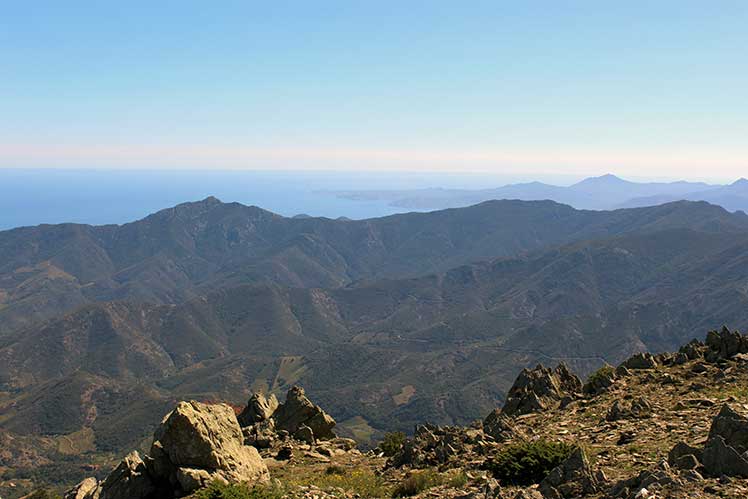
[28,328,748,498]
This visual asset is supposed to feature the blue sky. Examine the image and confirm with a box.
[1,1,747,180]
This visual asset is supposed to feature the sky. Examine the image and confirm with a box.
[1,1,747,181]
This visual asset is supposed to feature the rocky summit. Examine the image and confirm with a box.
[32,327,748,499]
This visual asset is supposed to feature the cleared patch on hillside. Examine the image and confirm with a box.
[56,427,95,455]
[271,356,308,392]
[392,385,416,406]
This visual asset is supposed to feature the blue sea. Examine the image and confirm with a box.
[0,169,573,231]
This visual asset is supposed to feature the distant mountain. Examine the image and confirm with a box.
[2,197,748,482]
[620,178,748,212]
[5,196,745,337]
[331,174,727,212]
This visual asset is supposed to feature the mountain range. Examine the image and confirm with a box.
[330,174,748,213]
[2,196,748,488]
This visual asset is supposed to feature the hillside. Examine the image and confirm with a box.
[2,198,748,496]
[2,197,747,338]
[6,328,748,499]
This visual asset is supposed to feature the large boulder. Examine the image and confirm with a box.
[237,392,279,426]
[502,363,582,417]
[539,447,602,499]
[63,477,99,499]
[273,386,336,440]
[483,409,526,442]
[620,353,658,370]
[64,400,270,499]
[98,451,154,499]
[151,400,269,491]
[702,404,748,477]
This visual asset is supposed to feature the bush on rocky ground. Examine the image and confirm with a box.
[391,469,441,497]
[484,440,576,485]
[191,481,285,499]
[24,490,61,499]
[380,431,407,456]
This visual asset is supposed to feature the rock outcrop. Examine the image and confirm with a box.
[502,363,582,417]
[482,409,526,442]
[539,447,603,499]
[237,392,279,426]
[388,424,492,469]
[237,386,337,446]
[98,451,155,499]
[705,326,748,362]
[273,386,337,440]
[151,401,269,491]
[702,404,748,477]
[620,352,658,370]
[64,401,269,499]
[62,477,99,499]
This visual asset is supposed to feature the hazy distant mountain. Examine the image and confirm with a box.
[331,174,725,211]
[620,178,748,212]
[2,197,748,480]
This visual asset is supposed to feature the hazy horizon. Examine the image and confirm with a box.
[1,168,746,231]
[3,2,748,178]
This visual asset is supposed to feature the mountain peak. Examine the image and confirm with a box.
[732,178,748,187]
[572,173,630,189]
[201,196,223,205]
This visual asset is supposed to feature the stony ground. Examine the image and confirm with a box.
[9,331,748,499]
[250,338,748,498]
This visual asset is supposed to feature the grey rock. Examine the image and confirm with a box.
[702,435,748,478]
[98,451,154,499]
[668,441,703,466]
[152,400,269,490]
[705,326,748,362]
[539,447,601,498]
[274,386,336,440]
[708,404,748,453]
[673,454,700,470]
[63,477,99,499]
[175,467,213,493]
[238,392,279,426]
[294,424,315,444]
[243,418,276,449]
[583,366,616,396]
[483,409,525,442]
[502,363,582,417]
[606,397,651,422]
[620,353,657,370]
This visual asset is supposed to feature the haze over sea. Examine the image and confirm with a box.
[0,169,583,230]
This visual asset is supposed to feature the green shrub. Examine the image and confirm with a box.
[484,440,575,485]
[325,464,346,475]
[447,469,468,488]
[24,491,61,499]
[391,469,440,497]
[192,481,285,499]
[379,431,407,456]
[585,365,615,386]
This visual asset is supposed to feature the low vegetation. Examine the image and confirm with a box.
[23,491,62,499]
[379,431,406,457]
[287,467,391,497]
[484,440,576,485]
[390,469,441,497]
[585,364,615,386]
[191,481,286,499]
